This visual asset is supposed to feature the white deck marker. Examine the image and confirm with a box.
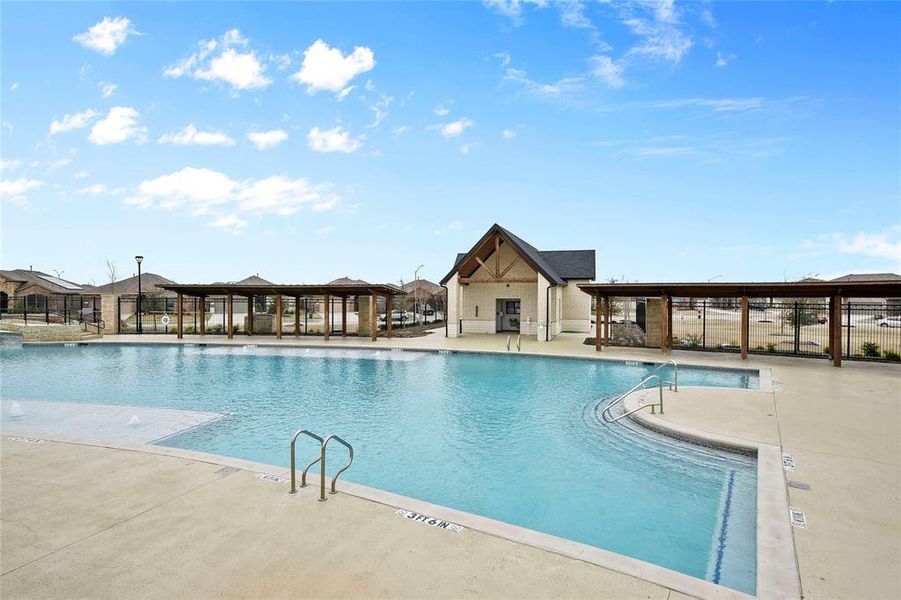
[782,452,796,471]
[789,507,807,529]
[395,509,463,533]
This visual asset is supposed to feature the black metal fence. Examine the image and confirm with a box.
[0,294,100,325]
[669,299,901,361]
[116,295,443,335]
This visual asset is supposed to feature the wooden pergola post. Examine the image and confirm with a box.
[660,294,669,354]
[595,293,602,352]
[370,292,378,342]
[176,293,184,339]
[828,296,835,356]
[247,296,254,336]
[740,296,749,359]
[198,296,206,336]
[227,293,234,339]
[832,293,842,367]
[294,296,300,336]
[604,296,611,347]
[386,294,394,338]
[323,294,330,341]
[275,295,283,340]
[341,296,347,336]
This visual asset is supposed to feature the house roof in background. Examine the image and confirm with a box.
[231,274,274,286]
[328,276,370,286]
[0,269,86,294]
[830,273,901,282]
[89,272,176,295]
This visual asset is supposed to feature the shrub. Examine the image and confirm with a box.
[823,345,830,355]
[681,333,702,347]
[861,341,881,358]
[884,350,901,362]
[766,343,777,352]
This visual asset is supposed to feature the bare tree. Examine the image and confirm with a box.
[105,259,118,294]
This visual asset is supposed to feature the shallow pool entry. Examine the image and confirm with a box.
[1,343,758,594]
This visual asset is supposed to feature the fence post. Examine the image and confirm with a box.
[45,296,49,324]
[793,302,801,354]
[845,301,851,359]
[740,296,749,359]
[702,300,707,348]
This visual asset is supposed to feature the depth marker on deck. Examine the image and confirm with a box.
[395,509,463,533]
[256,472,288,484]
[782,452,796,471]
[789,507,807,529]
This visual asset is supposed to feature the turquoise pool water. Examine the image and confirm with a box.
[0,343,758,593]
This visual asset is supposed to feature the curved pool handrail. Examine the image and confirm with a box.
[516,334,522,352]
[506,335,511,351]
[320,434,354,500]
[289,429,324,494]
[601,374,665,423]
[648,359,678,391]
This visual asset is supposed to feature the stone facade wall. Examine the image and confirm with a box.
[0,275,19,299]
[357,296,372,337]
[100,294,119,334]
[0,322,99,342]
[645,298,662,348]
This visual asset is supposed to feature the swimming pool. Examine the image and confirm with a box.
[0,343,758,594]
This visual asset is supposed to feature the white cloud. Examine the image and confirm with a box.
[337,85,355,100]
[210,214,248,234]
[307,126,363,153]
[621,4,693,64]
[367,94,393,129]
[459,143,477,155]
[76,183,124,195]
[559,1,592,29]
[438,118,474,139]
[73,170,89,180]
[1,159,23,171]
[49,109,99,136]
[434,105,450,117]
[392,125,410,136]
[125,167,339,230]
[292,39,375,95]
[164,29,271,92]
[434,220,463,235]
[501,128,517,139]
[10,82,19,92]
[715,51,736,68]
[88,106,146,145]
[158,124,235,147]
[73,17,137,56]
[484,0,548,25]
[99,81,118,98]
[315,225,336,236]
[47,158,74,171]
[803,228,901,265]
[0,177,43,205]
[503,67,583,99]
[590,55,625,88]
[494,51,512,68]
[247,129,288,150]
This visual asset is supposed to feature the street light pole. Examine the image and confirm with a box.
[135,255,144,333]
[414,264,423,325]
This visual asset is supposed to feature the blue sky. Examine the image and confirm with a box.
[1,0,899,286]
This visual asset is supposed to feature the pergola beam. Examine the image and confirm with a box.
[176,293,184,339]
[275,295,283,340]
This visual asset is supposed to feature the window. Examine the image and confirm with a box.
[505,300,520,315]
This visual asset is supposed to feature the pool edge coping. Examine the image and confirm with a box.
[623,391,801,600]
[4,425,777,600]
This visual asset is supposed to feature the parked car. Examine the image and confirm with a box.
[379,310,408,322]
[422,308,435,316]
[876,316,901,328]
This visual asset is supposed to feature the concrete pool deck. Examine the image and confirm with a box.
[2,332,899,598]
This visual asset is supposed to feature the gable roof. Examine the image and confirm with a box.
[90,272,176,295]
[441,224,595,285]
[232,274,274,286]
[0,269,86,294]
[328,276,370,286]
[830,273,901,282]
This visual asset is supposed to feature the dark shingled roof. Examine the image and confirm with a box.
[830,273,901,282]
[442,224,595,285]
[0,269,86,294]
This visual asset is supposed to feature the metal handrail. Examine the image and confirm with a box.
[516,334,522,351]
[601,374,665,423]
[289,429,324,494]
[320,434,354,501]
[506,335,511,351]
[648,359,679,391]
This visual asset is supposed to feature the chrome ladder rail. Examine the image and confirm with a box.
[289,429,324,494]
[516,334,522,351]
[601,374,666,424]
[320,434,354,501]
[648,359,679,391]
[506,335,511,351]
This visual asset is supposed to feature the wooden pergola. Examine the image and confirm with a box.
[158,283,406,342]
[578,280,901,367]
